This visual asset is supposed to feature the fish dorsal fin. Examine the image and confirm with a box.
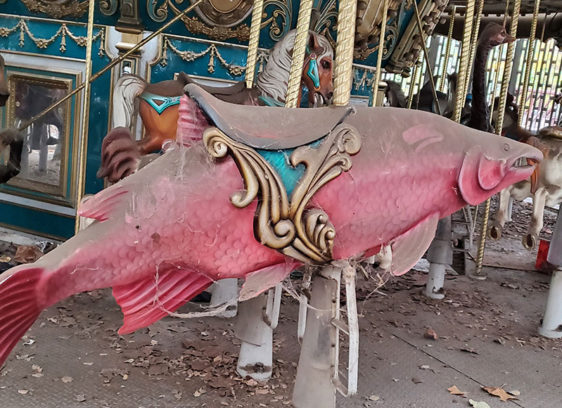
[239,262,298,301]
[113,267,212,334]
[388,213,440,276]
[78,185,129,221]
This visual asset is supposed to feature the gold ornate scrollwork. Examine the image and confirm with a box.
[203,123,362,264]
[21,0,88,19]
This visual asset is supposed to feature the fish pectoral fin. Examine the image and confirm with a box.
[78,185,129,222]
[239,262,299,302]
[113,267,213,335]
[388,213,440,276]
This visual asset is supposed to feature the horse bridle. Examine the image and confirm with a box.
[304,46,321,90]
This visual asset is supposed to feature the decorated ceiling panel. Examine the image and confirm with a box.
[0,0,451,75]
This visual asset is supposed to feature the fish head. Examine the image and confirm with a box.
[456,130,542,205]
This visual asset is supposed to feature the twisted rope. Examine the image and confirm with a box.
[333,0,357,106]
[285,0,314,108]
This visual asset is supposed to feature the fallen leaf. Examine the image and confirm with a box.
[18,389,29,395]
[61,376,73,383]
[483,386,518,401]
[75,394,87,402]
[13,245,43,264]
[411,377,423,384]
[448,385,467,397]
[469,399,491,408]
[424,328,438,340]
[460,347,479,355]
[368,395,380,401]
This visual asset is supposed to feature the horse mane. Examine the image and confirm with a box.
[113,75,146,128]
[256,30,332,104]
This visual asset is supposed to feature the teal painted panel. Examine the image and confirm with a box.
[0,201,74,239]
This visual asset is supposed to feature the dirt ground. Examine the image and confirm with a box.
[0,200,560,408]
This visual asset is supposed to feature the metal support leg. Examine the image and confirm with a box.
[293,262,359,408]
[235,284,281,381]
[209,278,238,318]
[539,210,562,338]
[425,217,452,299]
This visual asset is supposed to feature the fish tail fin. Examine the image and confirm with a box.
[0,267,43,367]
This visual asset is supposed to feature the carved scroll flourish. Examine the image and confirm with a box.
[203,123,362,264]
[21,0,88,18]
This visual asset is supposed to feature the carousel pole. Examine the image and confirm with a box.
[332,0,357,106]
[464,0,484,96]
[294,2,358,407]
[285,0,314,108]
[234,0,281,382]
[440,6,456,93]
[412,0,441,115]
[424,0,475,299]
[372,0,389,107]
[473,0,522,278]
[407,58,421,109]
[245,0,264,89]
[74,0,96,233]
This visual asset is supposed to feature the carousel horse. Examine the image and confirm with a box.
[0,54,23,183]
[490,93,562,249]
[0,83,542,368]
[99,30,333,182]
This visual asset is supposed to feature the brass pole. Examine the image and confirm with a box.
[372,0,389,107]
[452,0,476,123]
[333,0,358,106]
[487,46,503,125]
[407,60,420,109]
[475,0,522,277]
[74,0,95,233]
[18,0,204,133]
[517,0,541,126]
[412,0,441,115]
[464,0,484,96]
[285,0,314,108]
[245,0,265,89]
[440,6,456,93]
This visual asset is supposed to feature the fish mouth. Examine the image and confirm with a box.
[506,152,541,179]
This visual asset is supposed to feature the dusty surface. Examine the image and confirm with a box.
[0,200,561,408]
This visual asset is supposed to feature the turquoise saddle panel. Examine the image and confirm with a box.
[257,139,322,198]
[140,92,181,114]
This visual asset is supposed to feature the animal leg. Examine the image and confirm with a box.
[523,187,547,250]
[490,188,512,239]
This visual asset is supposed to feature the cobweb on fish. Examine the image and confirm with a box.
[151,265,237,319]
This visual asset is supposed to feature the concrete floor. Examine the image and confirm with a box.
[0,241,560,408]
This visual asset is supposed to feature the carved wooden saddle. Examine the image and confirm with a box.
[184,84,362,264]
[186,84,353,149]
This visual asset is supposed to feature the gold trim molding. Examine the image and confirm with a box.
[20,0,89,19]
[0,18,106,56]
[203,123,362,264]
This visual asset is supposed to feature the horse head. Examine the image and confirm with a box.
[256,30,333,107]
[0,55,9,107]
[302,32,333,107]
